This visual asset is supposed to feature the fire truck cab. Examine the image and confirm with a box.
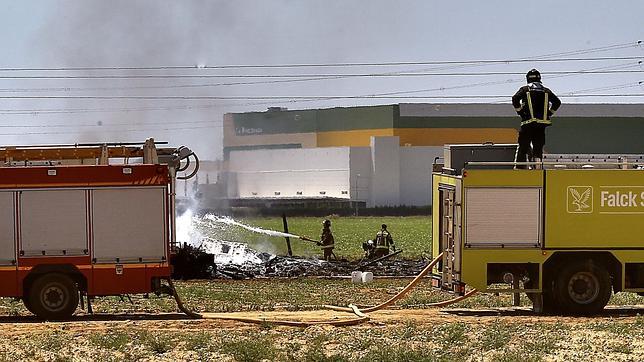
[433,144,644,315]
[0,139,196,319]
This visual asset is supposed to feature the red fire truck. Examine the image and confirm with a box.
[0,139,197,319]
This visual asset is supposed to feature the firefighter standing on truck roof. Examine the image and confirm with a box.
[512,69,561,169]
[318,219,336,261]
[373,224,395,259]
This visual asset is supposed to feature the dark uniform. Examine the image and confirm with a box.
[319,219,335,261]
[373,224,395,259]
[511,69,561,167]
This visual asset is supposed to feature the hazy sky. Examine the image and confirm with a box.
[0,1,642,159]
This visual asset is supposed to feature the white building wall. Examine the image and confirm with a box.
[226,137,438,207]
[370,136,400,206]
[229,148,350,199]
[399,146,443,206]
[349,147,373,206]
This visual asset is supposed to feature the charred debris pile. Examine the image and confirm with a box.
[171,240,426,280]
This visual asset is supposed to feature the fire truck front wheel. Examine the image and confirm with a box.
[554,261,612,315]
[28,273,79,320]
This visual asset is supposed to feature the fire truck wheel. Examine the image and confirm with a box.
[554,261,611,315]
[22,297,37,315]
[28,274,79,320]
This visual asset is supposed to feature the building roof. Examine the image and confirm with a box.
[398,103,644,118]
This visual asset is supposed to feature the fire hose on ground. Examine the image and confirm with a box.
[166,252,478,327]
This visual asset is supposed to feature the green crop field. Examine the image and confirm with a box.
[198,215,432,260]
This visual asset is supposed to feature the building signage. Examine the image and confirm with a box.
[235,127,263,135]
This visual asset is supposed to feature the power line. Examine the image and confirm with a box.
[0,66,637,116]
[361,62,642,98]
[0,101,279,115]
[0,125,216,136]
[0,76,342,93]
[0,120,218,128]
[0,42,639,71]
[0,62,639,94]
[565,81,644,95]
[0,69,641,79]
[0,94,641,101]
[0,42,640,116]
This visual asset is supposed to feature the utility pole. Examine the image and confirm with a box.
[354,173,360,216]
[282,213,293,257]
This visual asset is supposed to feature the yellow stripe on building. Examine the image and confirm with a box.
[394,128,517,146]
[226,127,517,149]
[316,129,395,147]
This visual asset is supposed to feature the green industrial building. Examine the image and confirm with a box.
[224,103,644,158]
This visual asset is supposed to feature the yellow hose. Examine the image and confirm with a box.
[167,251,477,327]
[323,252,477,313]
[167,278,369,327]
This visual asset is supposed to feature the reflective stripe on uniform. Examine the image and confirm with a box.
[375,246,389,250]
[521,118,552,126]
[521,90,552,126]
[321,244,335,249]
[543,92,548,121]
[526,90,534,120]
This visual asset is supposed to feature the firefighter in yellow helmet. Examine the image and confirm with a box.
[373,224,395,259]
[512,69,561,169]
[318,219,336,261]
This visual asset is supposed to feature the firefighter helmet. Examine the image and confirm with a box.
[526,69,541,83]
[322,219,331,227]
[381,224,387,230]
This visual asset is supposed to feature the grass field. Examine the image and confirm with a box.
[2,279,644,360]
[197,215,432,260]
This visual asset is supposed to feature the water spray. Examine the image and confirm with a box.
[203,214,321,244]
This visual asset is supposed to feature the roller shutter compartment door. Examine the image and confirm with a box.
[465,187,542,247]
[20,189,88,256]
[0,192,16,264]
[92,187,166,263]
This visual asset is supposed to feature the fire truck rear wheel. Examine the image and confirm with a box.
[28,273,79,320]
[555,261,611,315]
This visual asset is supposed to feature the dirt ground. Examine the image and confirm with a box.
[2,280,644,361]
[1,306,644,361]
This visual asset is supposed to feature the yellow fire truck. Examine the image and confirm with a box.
[433,146,644,315]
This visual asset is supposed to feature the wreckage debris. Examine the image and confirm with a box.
[171,243,216,280]
[173,238,428,279]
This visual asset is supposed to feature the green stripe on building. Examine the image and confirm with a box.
[224,144,302,159]
[232,105,396,135]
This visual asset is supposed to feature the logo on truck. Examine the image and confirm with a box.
[567,186,593,213]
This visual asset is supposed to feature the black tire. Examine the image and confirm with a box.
[22,297,37,315]
[554,260,611,315]
[28,273,79,320]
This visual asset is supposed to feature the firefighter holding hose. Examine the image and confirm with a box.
[318,219,336,261]
[512,69,561,169]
